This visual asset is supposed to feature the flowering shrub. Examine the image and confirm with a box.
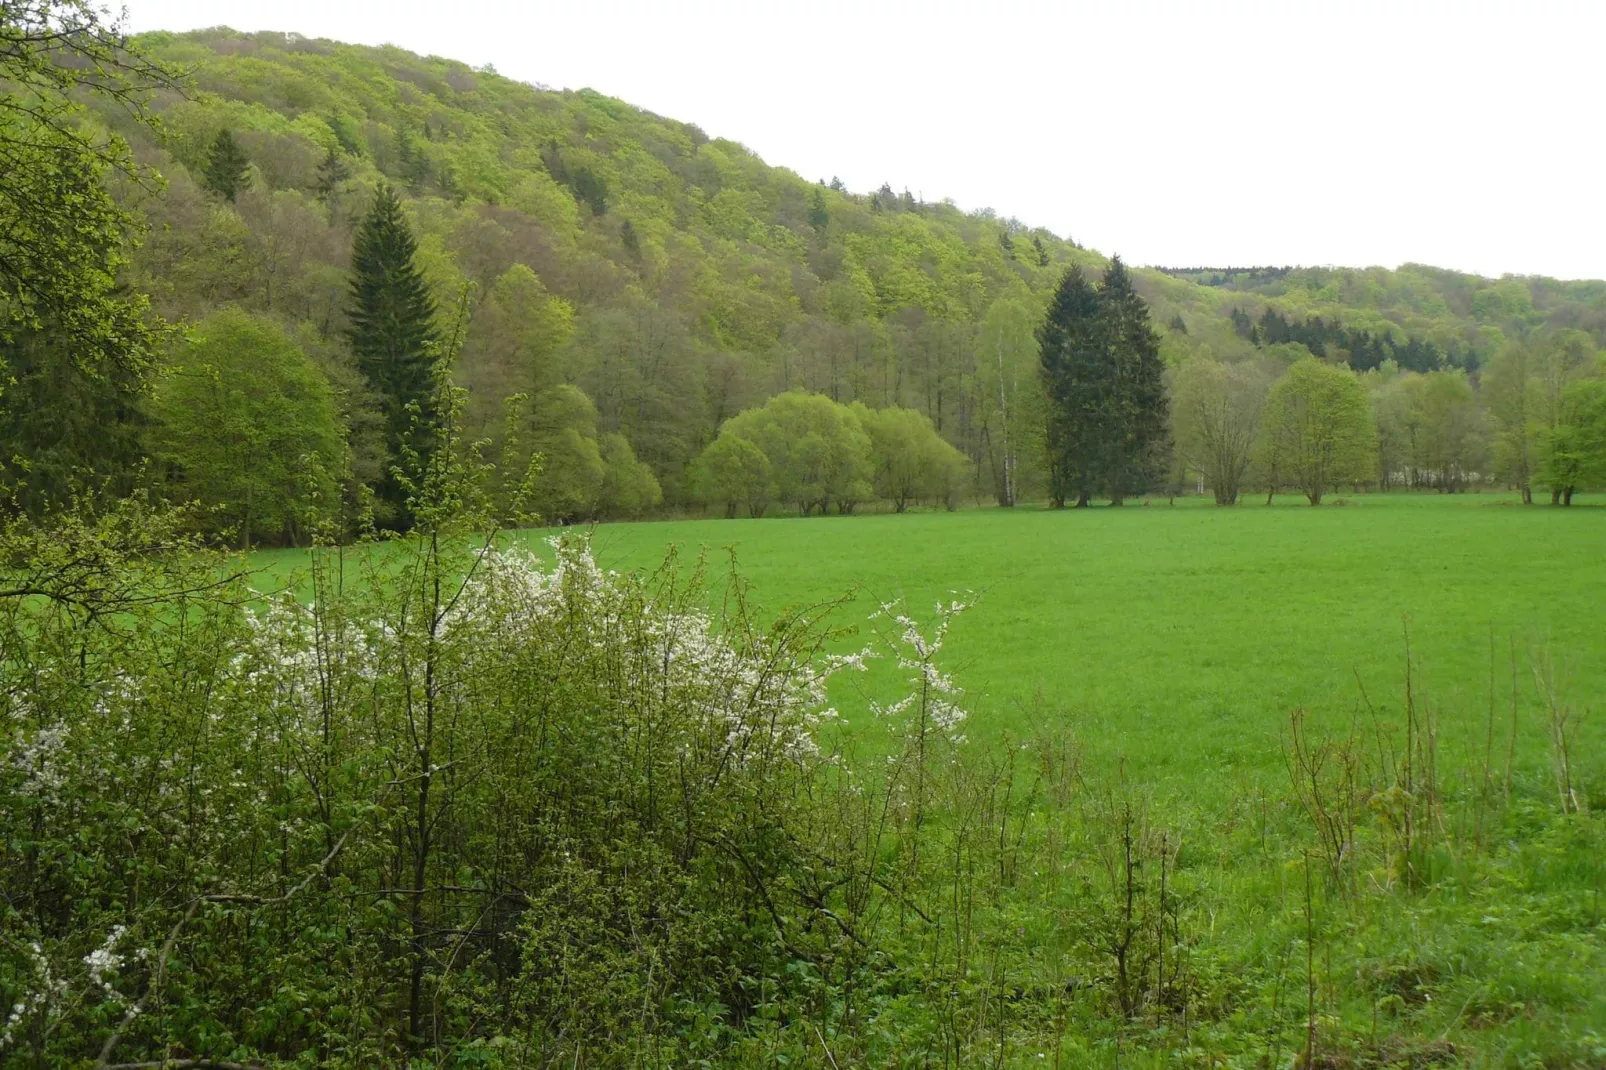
[0,528,861,1065]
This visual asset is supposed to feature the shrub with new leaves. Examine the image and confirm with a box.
[0,512,857,1064]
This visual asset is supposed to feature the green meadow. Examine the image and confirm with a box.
[483,493,1604,794]
[240,493,1606,1064]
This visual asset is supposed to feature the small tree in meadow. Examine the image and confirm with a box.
[1537,378,1606,505]
[1258,359,1376,504]
[692,433,775,517]
[1172,358,1271,505]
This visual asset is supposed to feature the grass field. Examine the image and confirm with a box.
[479,492,1605,799]
[243,492,1606,1063]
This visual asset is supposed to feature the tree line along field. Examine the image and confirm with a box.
[9,27,1606,543]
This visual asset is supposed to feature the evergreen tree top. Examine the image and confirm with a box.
[1039,266,1098,343]
[1100,254,1133,293]
[347,183,439,366]
[203,128,251,202]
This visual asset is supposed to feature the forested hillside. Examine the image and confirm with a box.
[8,25,1606,538]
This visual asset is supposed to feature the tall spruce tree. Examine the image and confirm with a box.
[315,143,351,204]
[1095,256,1170,504]
[1037,265,1105,507]
[203,129,251,202]
[347,183,439,525]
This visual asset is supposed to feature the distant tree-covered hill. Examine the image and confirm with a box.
[28,26,1605,533]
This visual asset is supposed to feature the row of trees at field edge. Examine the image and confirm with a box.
[5,14,1606,539]
[76,185,1606,538]
[144,218,1606,540]
[1171,337,1606,506]
[689,392,967,517]
[687,265,1606,515]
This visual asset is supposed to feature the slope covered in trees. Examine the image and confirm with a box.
[7,26,1606,537]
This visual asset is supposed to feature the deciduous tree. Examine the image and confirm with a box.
[1258,359,1376,505]
[855,403,969,512]
[0,0,175,389]
[1172,358,1270,505]
[1537,378,1606,505]
[152,309,343,546]
[692,433,774,517]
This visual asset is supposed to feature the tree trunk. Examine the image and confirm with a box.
[995,336,1015,507]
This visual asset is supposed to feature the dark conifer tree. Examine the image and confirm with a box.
[315,144,351,204]
[1037,265,1104,507]
[620,218,640,257]
[808,187,829,235]
[1094,256,1170,504]
[203,129,251,202]
[1033,234,1050,267]
[396,129,430,190]
[540,139,569,184]
[571,167,609,215]
[347,183,439,525]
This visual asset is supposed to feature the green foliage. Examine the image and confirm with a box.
[0,323,147,513]
[523,384,605,523]
[1482,342,1541,500]
[50,27,1599,531]
[1537,377,1606,504]
[1038,259,1171,506]
[1096,258,1171,503]
[598,430,662,516]
[347,183,440,524]
[711,392,872,515]
[1259,358,1377,504]
[1401,369,1487,492]
[0,1,173,390]
[151,308,343,546]
[313,142,351,203]
[690,433,774,517]
[202,127,251,201]
[976,297,1042,506]
[1038,265,1103,507]
[854,402,969,511]
[5,493,1605,1066]
[1171,357,1271,505]
[808,185,829,235]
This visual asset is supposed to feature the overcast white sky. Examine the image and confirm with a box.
[124,0,1606,280]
